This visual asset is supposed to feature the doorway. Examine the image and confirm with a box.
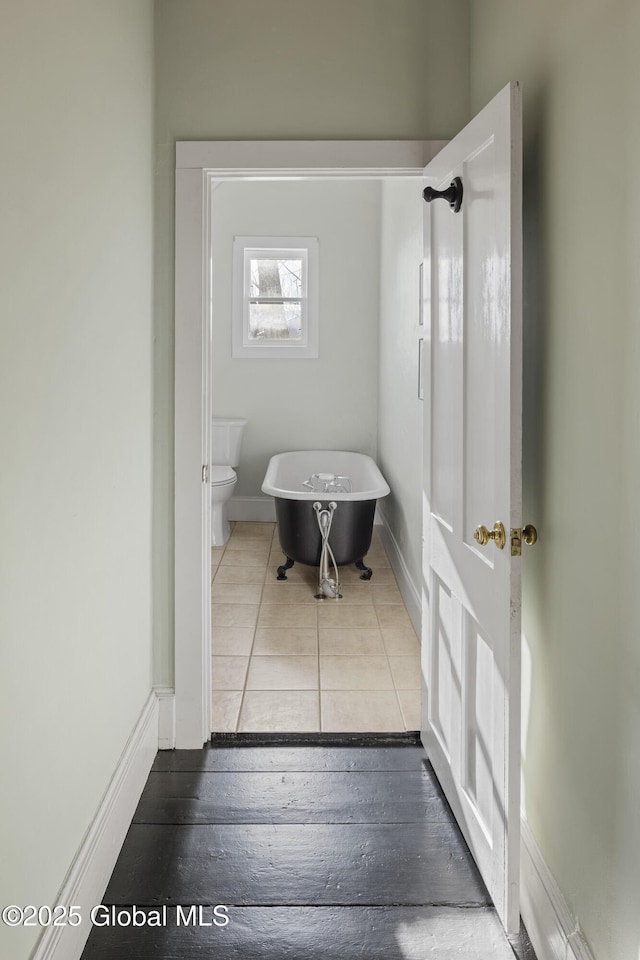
[174,140,445,748]
[207,173,428,733]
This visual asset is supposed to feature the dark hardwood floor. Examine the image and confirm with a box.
[81,734,536,959]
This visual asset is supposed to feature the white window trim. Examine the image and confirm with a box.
[232,235,319,358]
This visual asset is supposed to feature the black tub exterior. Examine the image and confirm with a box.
[275,498,376,567]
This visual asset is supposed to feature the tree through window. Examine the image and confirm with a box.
[232,237,319,358]
[249,256,303,341]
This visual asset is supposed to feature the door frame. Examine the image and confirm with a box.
[174,139,447,748]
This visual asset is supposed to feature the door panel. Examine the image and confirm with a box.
[462,613,495,842]
[421,82,522,935]
[430,574,458,763]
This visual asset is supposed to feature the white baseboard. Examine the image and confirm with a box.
[228,495,276,522]
[32,691,159,960]
[155,686,176,750]
[520,818,595,960]
[377,516,421,637]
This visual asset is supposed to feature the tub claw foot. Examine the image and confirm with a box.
[277,557,295,580]
[355,558,373,581]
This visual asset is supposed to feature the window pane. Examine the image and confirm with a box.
[248,301,303,341]
[249,258,303,299]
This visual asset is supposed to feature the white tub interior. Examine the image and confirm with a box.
[262,450,390,502]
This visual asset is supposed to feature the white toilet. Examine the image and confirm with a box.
[210,417,247,546]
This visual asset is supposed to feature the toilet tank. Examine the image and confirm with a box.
[211,417,247,467]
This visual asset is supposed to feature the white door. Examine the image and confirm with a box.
[421,82,523,935]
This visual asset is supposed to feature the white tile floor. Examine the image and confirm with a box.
[211,522,421,733]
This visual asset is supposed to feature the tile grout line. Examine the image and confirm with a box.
[373,542,409,733]
[235,523,275,732]
[211,522,275,733]
[257,521,320,732]
[374,528,421,731]
[211,533,230,733]
[317,587,322,733]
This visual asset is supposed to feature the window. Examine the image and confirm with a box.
[232,236,319,358]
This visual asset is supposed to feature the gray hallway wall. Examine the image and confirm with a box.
[0,4,155,958]
[470,4,640,959]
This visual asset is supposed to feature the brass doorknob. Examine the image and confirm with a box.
[474,521,506,550]
[522,524,538,545]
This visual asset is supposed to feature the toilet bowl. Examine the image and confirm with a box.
[210,466,237,545]
[211,417,247,546]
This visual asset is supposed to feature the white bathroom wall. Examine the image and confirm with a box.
[0,4,154,958]
[377,179,424,593]
[210,179,381,499]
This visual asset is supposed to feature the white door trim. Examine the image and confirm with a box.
[174,139,447,747]
[175,166,213,748]
[176,139,447,175]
